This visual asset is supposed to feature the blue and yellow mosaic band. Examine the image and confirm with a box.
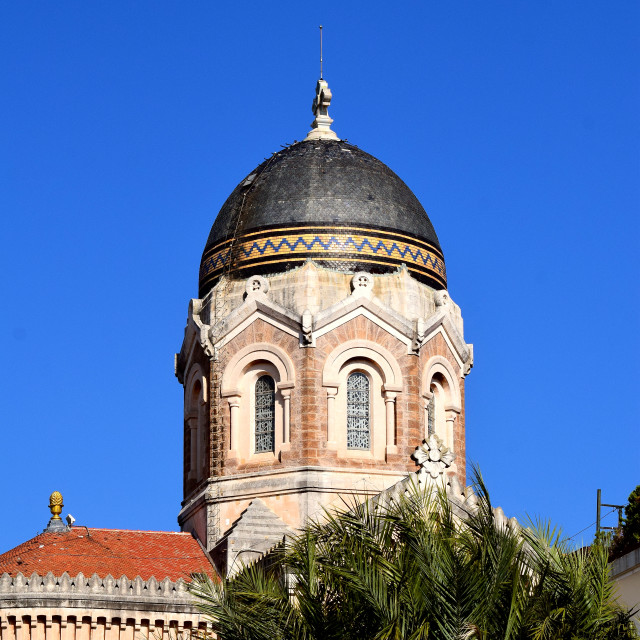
[200,225,447,291]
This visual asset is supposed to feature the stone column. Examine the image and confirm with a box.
[227,396,241,457]
[60,619,72,640]
[186,417,198,480]
[45,618,55,640]
[0,617,13,640]
[277,381,294,449]
[78,618,90,640]
[422,391,433,439]
[445,410,458,452]
[14,618,25,640]
[282,390,291,444]
[326,387,338,447]
[384,392,397,455]
[73,618,82,640]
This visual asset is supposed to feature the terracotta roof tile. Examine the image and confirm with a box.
[0,528,213,581]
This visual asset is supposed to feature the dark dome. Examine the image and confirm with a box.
[199,139,446,298]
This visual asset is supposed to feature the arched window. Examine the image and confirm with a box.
[255,375,275,453]
[347,372,370,450]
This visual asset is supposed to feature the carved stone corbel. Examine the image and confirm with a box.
[301,309,314,346]
[412,317,428,353]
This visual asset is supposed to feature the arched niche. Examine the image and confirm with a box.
[321,340,403,458]
[221,343,296,459]
[422,355,462,451]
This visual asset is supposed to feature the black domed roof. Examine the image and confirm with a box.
[199,139,446,297]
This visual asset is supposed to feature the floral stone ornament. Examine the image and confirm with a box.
[411,434,455,482]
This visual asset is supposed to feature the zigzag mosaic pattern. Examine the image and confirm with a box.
[201,230,446,283]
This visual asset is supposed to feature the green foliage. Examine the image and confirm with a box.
[610,485,640,560]
[189,472,639,640]
[623,486,640,545]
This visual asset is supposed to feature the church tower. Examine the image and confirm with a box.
[175,78,473,573]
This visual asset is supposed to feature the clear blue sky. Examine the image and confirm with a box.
[1,2,638,554]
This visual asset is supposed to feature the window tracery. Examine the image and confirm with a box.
[347,372,370,450]
[255,375,276,453]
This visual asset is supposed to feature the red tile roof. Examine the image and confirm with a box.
[0,528,213,581]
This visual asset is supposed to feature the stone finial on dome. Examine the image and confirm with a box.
[305,78,339,141]
[45,491,66,532]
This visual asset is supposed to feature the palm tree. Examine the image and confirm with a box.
[189,472,639,640]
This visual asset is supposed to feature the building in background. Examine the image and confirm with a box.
[0,492,211,640]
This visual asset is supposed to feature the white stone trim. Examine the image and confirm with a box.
[322,340,403,390]
[222,343,295,394]
[312,290,415,346]
[423,325,465,371]
[322,340,403,459]
[184,365,207,482]
[422,355,462,413]
[216,308,299,349]
[221,343,295,461]
[422,355,462,453]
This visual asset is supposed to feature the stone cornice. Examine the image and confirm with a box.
[178,272,473,377]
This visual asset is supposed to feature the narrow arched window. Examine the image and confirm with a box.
[427,393,435,436]
[255,375,275,453]
[347,372,370,449]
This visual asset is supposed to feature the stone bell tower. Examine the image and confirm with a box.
[175,76,473,574]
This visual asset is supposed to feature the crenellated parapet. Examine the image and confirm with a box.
[0,571,195,609]
[0,572,206,640]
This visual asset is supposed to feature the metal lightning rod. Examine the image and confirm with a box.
[319,25,323,79]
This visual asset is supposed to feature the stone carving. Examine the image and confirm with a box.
[306,78,338,141]
[350,271,373,297]
[412,317,428,353]
[368,438,518,534]
[411,434,455,481]
[463,344,474,376]
[434,289,450,308]
[301,309,314,345]
[245,275,269,298]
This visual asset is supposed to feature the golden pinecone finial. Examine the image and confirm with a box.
[49,491,63,520]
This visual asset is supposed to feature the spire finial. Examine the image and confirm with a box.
[44,491,67,532]
[49,491,63,520]
[319,25,323,80]
[305,27,339,142]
